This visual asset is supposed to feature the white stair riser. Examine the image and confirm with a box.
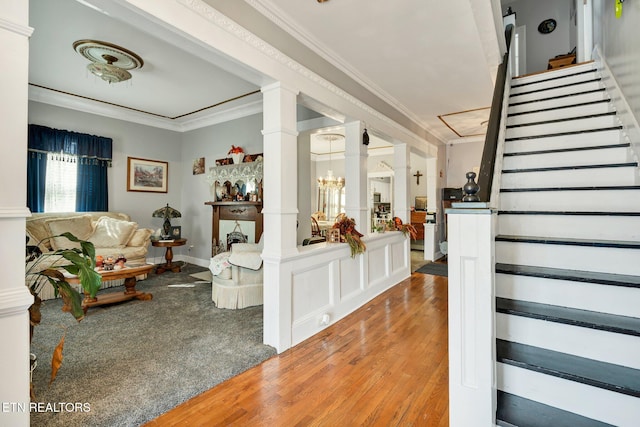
[497,214,640,241]
[508,91,609,115]
[497,313,640,368]
[507,102,612,126]
[499,189,640,212]
[495,241,640,275]
[498,363,640,426]
[503,147,630,169]
[512,64,596,86]
[506,116,619,139]
[510,72,599,96]
[504,129,623,153]
[500,167,635,187]
[496,274,640,318]
[509,81,602,104]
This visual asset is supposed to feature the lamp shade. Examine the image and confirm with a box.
[152,204,181,238]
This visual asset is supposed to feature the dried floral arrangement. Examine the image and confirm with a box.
[332,213,366,257]
[390,217,418,240]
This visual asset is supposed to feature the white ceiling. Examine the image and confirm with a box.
[28,0,503,146]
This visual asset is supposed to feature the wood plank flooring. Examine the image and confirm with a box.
[144,272,448,426]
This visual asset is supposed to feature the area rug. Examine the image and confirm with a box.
[29,265,276,427]
[416,262,449,277]
[190,270,212,282]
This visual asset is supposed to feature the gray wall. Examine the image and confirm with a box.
[504,0,572,74]
[28,101,265,264]
[177,114,263,262]
[28,102,182,233]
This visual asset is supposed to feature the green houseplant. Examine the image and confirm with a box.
[26,232,101,393]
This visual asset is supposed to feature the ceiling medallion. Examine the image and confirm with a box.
[73,39,144,84]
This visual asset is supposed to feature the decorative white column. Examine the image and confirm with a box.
[447,206,497,427]
[343,121,368,230]
[393,143,410,224]
[0,2,34,426]
[260,82,299,352]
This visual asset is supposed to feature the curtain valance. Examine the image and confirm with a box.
[28,124,113,166]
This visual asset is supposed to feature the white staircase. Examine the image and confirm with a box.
[494,62,640,426]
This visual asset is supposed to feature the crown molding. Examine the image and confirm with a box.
[176,0,440,150]
[246,0,429,132]
[28,85,264,133]
[0,16,34,37]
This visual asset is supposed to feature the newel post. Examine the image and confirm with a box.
[447,171,497,426]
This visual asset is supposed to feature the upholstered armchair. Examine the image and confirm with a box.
[209,236,263,309]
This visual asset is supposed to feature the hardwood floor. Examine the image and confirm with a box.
[145,272,449,426]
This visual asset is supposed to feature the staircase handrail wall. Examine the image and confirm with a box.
[593,46,640,176]
[447,23,515,427]
[477,24,514,202]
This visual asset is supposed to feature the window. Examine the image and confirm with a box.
[44,153,77,212]
[27,124,112,213]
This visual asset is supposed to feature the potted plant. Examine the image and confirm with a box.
[26,232,101,395]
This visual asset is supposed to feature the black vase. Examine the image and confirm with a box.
[462,172,480,202]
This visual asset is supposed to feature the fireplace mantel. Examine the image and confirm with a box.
[204,201,263,257]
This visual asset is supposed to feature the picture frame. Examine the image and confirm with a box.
[192,157,205,175]
[170,226,182,239]
[127,157,168,193]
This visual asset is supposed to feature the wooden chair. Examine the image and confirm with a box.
[311,216,322,237]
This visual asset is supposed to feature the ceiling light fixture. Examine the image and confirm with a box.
[73,39,143,84]
[317,134,345,190]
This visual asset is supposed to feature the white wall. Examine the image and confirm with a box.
[503,0,572,74]
[593,0,640,130]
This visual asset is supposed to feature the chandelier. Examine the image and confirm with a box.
[73,39,144,84]
[317,134,345,190]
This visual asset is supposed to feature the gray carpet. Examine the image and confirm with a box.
[416,262,448,277]
[29,264,276,427]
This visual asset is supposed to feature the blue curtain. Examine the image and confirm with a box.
[27,124,112,212]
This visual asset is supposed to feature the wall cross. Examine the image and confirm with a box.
[413,170,423,185]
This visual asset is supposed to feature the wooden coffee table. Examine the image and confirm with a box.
[63,264,154,313]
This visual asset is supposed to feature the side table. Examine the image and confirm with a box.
[152,238,187,274]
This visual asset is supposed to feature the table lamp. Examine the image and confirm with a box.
[152,204,181,238]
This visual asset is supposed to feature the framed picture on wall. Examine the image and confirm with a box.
[127,157,168,193]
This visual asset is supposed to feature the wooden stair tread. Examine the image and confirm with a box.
[497,339,640,397]
[498,211,640,217]
[495,234,640,249]
[505,126,622,142]
[501,185,640,192]
[507,99,610,117]
[497,391,615,427]
[496,298,640,337]
[496,262,640,288]
[503,143,630,157]
[502,162,637,173]
[506,112,616,129]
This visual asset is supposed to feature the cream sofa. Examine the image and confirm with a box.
[26,212,153,300]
